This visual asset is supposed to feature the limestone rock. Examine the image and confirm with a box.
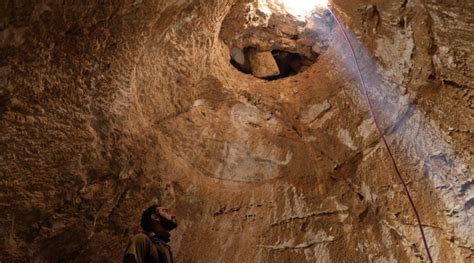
[248,50,280,78]
[230,47,246,67]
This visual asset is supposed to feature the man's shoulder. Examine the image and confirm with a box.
[124,232,157,262]
[130,233,152,243]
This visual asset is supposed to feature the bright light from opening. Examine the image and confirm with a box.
[281,0,328,17]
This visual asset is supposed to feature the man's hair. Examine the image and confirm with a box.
[140,205,159,231]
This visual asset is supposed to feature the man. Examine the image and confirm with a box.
[123,205,178,263]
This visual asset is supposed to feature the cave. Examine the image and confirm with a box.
[229,48,316,80]
[222,2,332,81]
[1,0,473,262]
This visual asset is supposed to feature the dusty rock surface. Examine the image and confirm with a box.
[248,50,280,78]
[0,0,472,262]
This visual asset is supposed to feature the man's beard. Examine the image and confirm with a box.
[159,215,178,231]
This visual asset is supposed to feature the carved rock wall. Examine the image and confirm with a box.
[0,0,472,262]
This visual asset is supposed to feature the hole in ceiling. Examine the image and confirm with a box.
[229,48,317,80]
[220,1,334,81]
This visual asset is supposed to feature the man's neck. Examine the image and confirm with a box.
[149,230,171,243]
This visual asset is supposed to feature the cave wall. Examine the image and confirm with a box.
[0,0,472,262]
[0,0,197,261]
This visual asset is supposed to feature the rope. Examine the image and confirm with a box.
[328,8,434,262]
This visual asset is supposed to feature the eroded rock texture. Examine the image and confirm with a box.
[0,0,472,262]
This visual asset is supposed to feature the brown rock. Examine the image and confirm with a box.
[248,49,280,78]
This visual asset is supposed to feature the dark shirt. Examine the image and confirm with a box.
[123,231,173,263]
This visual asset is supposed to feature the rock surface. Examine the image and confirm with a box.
[248,50,280,78]
[0,0,472,262]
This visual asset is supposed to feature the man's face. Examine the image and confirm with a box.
[151,206,178,231]
[157,207,174,221]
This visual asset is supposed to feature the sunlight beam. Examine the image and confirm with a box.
[281,0,328,17]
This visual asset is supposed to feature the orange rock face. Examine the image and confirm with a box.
[248,50,280,78]
[0,0,472,262]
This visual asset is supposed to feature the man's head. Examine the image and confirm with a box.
[140,205,178,233]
